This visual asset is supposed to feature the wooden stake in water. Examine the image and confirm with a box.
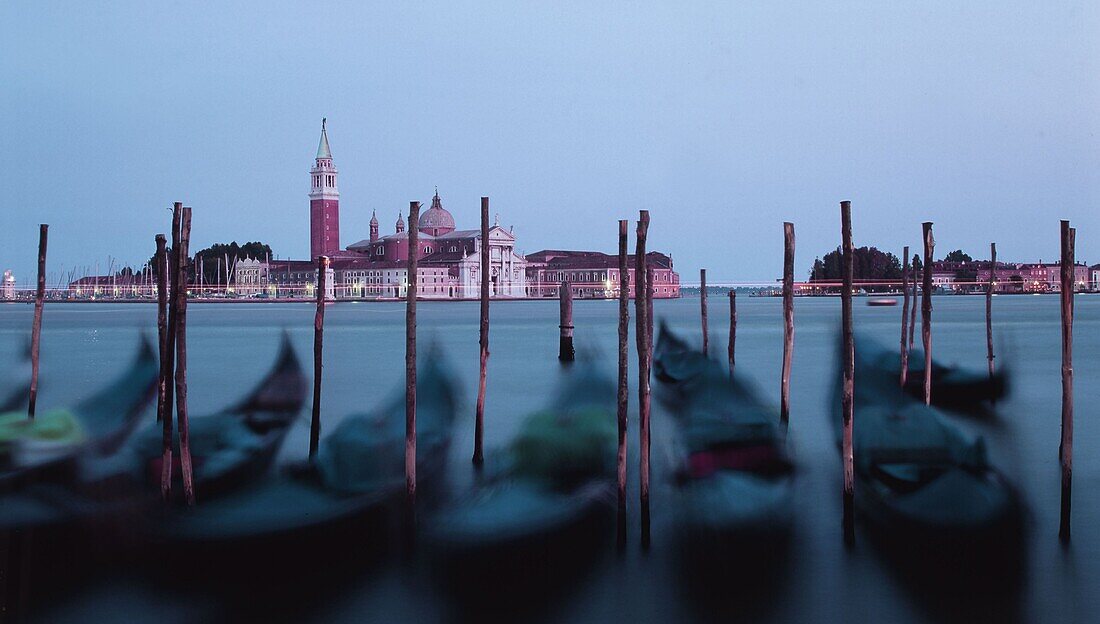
[406,201,420,509]
[781,222,795,427]
[700,268,708,355]
[921,223,935,406]
[840,201,855,545]
[474,197,490,467]
[1059,221,1074,542]
[987,242,996,381]
[559,281,575,362]
[728,290,737,380]
[154,235,172,500]
[175,206,195,505]
[635,210,651,546]
[616,219,630,546]
[27,224,48,418]
[310,255,329,460]
[899,246,911,388]
[162,205,181,497]
[909,254,918,350]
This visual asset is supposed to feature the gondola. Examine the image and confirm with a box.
[835,334,1023,582]
[653,323,794,610]
[0,338,31,413]
[0,335,158,494]
[859,346,1007,410]
[150,351,459,574]
[115,332,307,500]
[426,364,616,616]
[899,350,1008,408]
[1,335,306,610]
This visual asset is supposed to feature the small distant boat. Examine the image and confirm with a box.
[427,365,616,615]
[867,298,898,307]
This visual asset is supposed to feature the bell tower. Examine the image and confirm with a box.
[309,118,340,259]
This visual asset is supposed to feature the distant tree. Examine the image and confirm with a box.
[942,249,973,263]
[808,246,902,291]
[148,241,274,284]
[954,268,978,285]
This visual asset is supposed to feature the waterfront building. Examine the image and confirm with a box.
[233,258,270,296]
[524,250,680,299]
[2,270,14,300]
[930,260,1090,293]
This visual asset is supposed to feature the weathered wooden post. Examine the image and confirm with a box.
[616,219,630,546]
[909,256,918,350]
[406,201,420,510]
[1059,221,1074,541]
[781,222,795,427]
[27,224,48,418]
[900,246,911,387]
[175,206,195,505]
[921,223,935,406]
[162,206,181,497]
[154,236,172,500]
[635,210,651,546]
[840,201,855,545]
[987,243,996,381]
[558,281,575,362]
[728,290,737,379]
[646,266,654,352]
[473,198,490,467]
[700,268,708,355]
[310,255,329,460]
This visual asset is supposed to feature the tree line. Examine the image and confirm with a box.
[808,247,975,288]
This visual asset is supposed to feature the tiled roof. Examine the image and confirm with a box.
[527,250,673,271]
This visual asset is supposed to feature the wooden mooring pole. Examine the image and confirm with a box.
[728,290,737,380]
[406,201,420,510]
[154,235,172,500]
[174,206,195,505]
[909,254,918,350]
[473,197,490,467]
[559,281,575,362]
[616,219,630,547]
[635,210,651,546]
[27,224,48,418]
[840,201,855,545]
[700,268,708,355]
[1059,221,1074,542]
[986,243,996,381]
[781,222,795,427]
[162,206,181,497]
[899,246,910,387]
[921,223,934,405]
[310,255,329,460]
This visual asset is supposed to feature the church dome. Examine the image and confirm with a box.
[418,189,456,236]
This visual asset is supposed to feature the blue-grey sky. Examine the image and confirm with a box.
[2,2,1098,285]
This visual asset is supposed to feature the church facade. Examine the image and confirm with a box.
[263,121,527,299]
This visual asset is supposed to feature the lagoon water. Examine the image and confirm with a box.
[2,295,1099,622]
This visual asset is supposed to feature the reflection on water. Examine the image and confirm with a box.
[1,295,1098,622]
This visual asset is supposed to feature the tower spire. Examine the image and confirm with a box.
[317,118,332,159]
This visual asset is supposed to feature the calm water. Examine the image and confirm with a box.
[2,295,1098,623]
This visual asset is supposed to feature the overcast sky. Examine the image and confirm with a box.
[2,2,1098,285]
